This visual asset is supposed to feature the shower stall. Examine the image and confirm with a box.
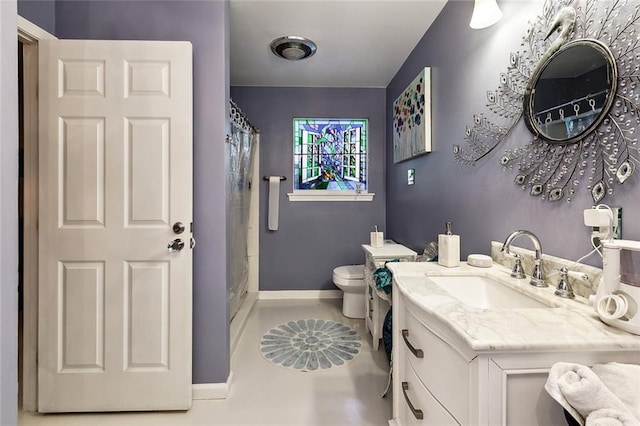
[227,101,258,324]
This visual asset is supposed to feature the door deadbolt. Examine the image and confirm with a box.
[168,238,185,253]
[173,222,186,234]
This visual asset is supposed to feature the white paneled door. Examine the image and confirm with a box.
[37,40,193,412]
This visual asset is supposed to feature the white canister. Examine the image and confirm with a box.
[370,231,384,248]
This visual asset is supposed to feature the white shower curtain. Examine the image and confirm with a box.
[227,101,257,321]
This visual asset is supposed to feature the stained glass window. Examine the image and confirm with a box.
[293,118,368,191]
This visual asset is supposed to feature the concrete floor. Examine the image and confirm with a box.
[20,298,392,426]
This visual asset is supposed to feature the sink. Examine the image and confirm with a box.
[427,275,553,309]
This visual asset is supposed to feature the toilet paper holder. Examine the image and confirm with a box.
[263,176,287,181]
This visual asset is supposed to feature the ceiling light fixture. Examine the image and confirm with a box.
[270,36,317,61]
[469,0,503,29]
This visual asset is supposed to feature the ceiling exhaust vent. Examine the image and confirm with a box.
[270,36,317,61]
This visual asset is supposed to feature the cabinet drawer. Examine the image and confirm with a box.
[399,355,459,426]
[400,307,471,424]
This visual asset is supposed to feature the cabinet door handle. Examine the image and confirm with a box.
[402,329,424,358]
[402,382,424,420]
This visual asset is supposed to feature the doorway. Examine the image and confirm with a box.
[17,19,196,412]
[17,19,46,410]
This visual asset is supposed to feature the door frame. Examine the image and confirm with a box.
[17,16,56,412]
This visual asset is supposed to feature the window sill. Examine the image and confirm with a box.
[286,191,375,202]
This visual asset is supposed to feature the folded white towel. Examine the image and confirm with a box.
[545,362,634,425]
[586,408,640,426]
[591,363,640,421]
[268,176,280,231]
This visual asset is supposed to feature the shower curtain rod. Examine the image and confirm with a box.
[230,99,259,134]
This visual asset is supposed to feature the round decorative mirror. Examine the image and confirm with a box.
[523,39,618,144]
[455,1,640,203]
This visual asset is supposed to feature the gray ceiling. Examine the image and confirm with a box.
[229,0,449,88]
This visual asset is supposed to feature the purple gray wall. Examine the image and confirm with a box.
[55,0,230,384]
[386,0,640,266]
[1,2,18,423]
[18,0,54,34]
[230,87,386,291]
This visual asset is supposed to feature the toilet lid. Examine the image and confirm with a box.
[334,265,364,280]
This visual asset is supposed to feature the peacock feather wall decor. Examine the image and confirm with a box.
[453,0,640,203]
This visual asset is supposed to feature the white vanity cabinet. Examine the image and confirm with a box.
[392,282,640,426]
[393,290,477,425]
[362,243,416,350]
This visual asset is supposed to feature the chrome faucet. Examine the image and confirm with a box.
[501,230,548,288]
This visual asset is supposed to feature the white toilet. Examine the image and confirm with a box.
[332,265,366,319]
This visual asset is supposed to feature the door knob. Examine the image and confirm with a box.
[173,222,186,234]
[168,238,185,253]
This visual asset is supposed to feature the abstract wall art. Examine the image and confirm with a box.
[393,67,431,163]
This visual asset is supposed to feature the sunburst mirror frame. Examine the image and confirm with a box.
[453,0,640,203]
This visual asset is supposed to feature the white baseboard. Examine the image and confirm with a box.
[258,290,342,300]
[192,371,233,400]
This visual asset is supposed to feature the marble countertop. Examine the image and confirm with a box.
[362,242,417,258]
[388,261,640,352]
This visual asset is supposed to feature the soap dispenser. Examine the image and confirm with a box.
[438,222,460,267]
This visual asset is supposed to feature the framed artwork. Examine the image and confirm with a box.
[392,67,431,163]
[293,118,368,191]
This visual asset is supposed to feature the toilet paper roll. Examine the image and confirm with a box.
[268,176,280,231]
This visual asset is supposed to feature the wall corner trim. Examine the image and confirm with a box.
[192,371,234,400]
